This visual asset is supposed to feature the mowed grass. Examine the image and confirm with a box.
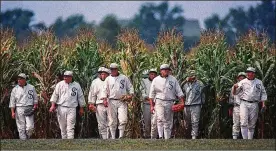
[1,139,275,150]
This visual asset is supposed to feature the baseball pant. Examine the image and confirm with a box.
[57,106,76,139]
[96,104,109,139]
[232,105,240,138]
[108,99,128,139]
[183,105,201,137]
[151,107,158,139]
[240,101,259,139]
[143,103,151,138]
[15,106,34,140]
[155,99,174,139]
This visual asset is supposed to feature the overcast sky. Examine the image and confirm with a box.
[1,1,261,29]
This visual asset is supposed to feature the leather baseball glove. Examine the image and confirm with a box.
[172,104,184,112]
[120,95,132,102]
[23,107,35,116]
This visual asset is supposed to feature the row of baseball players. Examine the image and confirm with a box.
[9,63,267,140]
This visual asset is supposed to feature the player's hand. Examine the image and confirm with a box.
[11,112,16,119]
[103,98,108,107]
[33,104,38,110]
[150,105,155,114]
[49,105,56,112]
[79,107,84,116]
[89,104,96,111]
[261,105,266,113]
[233,84,238,88]
[228,108,233,117]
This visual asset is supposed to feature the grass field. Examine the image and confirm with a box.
[1,139,275,150]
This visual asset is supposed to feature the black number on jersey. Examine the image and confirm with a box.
[71,87,77,96]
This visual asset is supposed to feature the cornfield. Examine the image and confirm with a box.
[0,28,275,139]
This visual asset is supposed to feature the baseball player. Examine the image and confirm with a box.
[229,72,246,139]
[9,73,38,140]
[88,67,110,139]
[102,63,134,139]
[233,67,267,139]
[49,71,86,139]
[182,70,205,139]
[140,68,158,139]
[149,64,184,139]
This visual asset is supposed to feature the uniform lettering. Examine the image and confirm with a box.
[120,80,125,89]
[169,81,174,90]
[28,90,34,99]
[71,87,77,96]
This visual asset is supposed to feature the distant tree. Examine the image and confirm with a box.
[129,1,185,44]
[0,8,34,41]
[95,14,121,47]
[204,0,276,44]
[49,14,94,39]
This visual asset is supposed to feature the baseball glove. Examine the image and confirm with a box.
[24,107,35,116]
[172,104,184,112]
[120,95,132,102]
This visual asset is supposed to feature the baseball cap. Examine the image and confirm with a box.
[237,72,246,77]
[64,71,73,76]
[160,64,170,70]
[110,63,119,69]
[18,73,27,79]
[149,68,157,73]
[246,67,256,73]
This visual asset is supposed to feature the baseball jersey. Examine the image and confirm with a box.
[182,80,205,105]
[229,85,242,105]
[149,75,184,100]
[237,78,267,102]
[50,80,85,107]
[9,84,38,108]
[88,78,105,104]
[141,78,152,99]
[103,74,134,99]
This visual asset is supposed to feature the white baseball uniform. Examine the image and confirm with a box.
[182,80,205,138]
[103,74,134,139]
[50,80,85,139]
[229,85,242,138]
[149,75,184,139]
[140,78,157,138]
[88,78,109,139]
[236,78,267,139]
[9,84,38,140]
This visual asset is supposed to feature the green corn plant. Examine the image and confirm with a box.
[111,29,150,138]
[60,29,103,138]
[19,30,62,138]
[193,30,238,138]
[0,29,22,138]
[233,30,276,138]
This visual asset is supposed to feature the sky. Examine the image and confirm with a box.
[1,1,261,29]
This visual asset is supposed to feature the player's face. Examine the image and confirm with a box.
[17,78,26,86]
[160,69,169,77]
[64,75,73,83]
[188,76,196,82]
[110,68,119,76]
[148,72,157,81]
[100,72,109,81]
[237,75,246,82]
[247,72,255,80]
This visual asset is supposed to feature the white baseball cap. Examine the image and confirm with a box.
[160,64,170,70]
[246,67,256,73]
[237,72,246,77]
[18,73,27,79]
[149,68,157,73]
[98,67,110,74]
[110,63,119,69]
[64,71,73,76]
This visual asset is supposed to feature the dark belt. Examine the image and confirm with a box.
[109,98,120,100]
[242,99,258,103]
[156,98,175,101]
[185,104,201,107]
